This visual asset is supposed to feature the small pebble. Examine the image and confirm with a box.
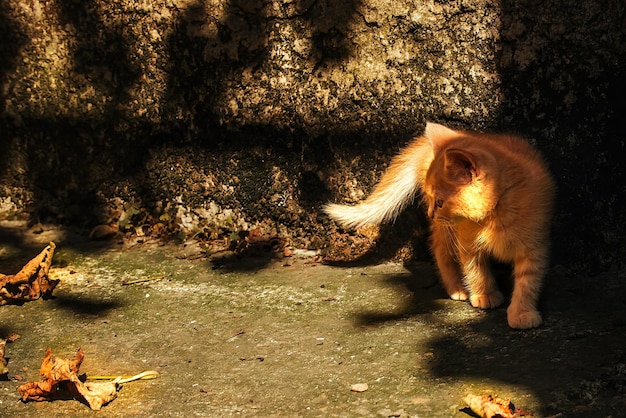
[351,383,368,392]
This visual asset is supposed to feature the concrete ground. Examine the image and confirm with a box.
[1,221,625,417]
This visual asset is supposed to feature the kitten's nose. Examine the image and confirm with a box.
[428,206,435,219]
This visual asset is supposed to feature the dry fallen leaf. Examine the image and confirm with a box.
[0,243,58,305]
[73,379,121,411]
[17,348,119,410]
[1,333,20,377]
[17,348,158,410]
[463,393,516,418]
[1,340,8,377]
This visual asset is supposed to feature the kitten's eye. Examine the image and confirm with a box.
[435,199,444,208]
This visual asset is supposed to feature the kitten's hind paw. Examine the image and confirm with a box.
[507,307,542,329]
[469,291,504,309]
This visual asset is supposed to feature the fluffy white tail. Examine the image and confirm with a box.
[324,136,433,228]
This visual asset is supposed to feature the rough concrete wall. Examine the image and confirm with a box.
[0,0,624,272]
[496,0,626,271]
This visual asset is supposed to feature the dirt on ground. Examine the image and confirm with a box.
[1,221,625,417]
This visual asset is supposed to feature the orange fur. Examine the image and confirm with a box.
[325,122,555,329]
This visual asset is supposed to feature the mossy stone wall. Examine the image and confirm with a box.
[1,0,625,272]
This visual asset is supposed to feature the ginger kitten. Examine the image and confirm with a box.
[325,122,555,329]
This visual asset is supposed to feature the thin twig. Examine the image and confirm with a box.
[121,276,164,286]
[87,370,160,383]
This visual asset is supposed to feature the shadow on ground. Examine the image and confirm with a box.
[1,223,625,417]
[327,249,626,416]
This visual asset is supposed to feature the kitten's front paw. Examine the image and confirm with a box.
[507,307,542,329]
[449,290,469,301]
[469,291,504,309]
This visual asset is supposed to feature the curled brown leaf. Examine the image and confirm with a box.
[0,243,58,305]
[17,348,120,410]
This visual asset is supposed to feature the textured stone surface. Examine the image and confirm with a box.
[1,0,625,271]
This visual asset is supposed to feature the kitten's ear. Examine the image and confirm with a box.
[424,122,459,152]
[444,149,478,185]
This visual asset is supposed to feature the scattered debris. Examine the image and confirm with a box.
[351,383,369,392]
[239,232,285,256]
[226,330,246,343]
[89,224,119,240]
[0,243,58,305]
[377,407,409,418]
[17,348,158,410]
[1,333,20,378]
[238,356,265,362]
[121,275,165,286]
[291,249,320,258]
[463,393,519,417]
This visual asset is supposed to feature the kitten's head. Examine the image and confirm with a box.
[422,123,499,223]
